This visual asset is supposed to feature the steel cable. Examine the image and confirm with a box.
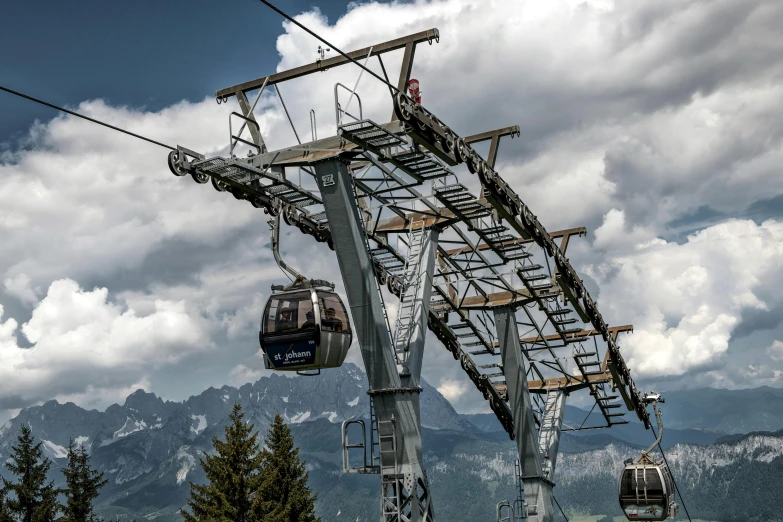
[650,424,693,522]
[0,84,176,151]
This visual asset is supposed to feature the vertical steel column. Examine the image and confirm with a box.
[494,306,554,522]
[313,158,435,522]
[399,227,439,388]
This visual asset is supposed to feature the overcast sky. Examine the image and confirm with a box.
[1,0,782,423]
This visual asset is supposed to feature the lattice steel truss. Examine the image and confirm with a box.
[168,26,650,521]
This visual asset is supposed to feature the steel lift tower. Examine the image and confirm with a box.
[168,26,650,522]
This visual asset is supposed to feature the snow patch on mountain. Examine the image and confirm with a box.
[348,396,359,407]
[75,435,89,447]
[282,396,288,403]
[113,417,147,439]
[190,415,207,434]
[290,412,311,424]
[42,440,68,459]
[327,412,338,422]
[176,447,197,486]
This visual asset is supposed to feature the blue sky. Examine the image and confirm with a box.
[0,0,782,423]
[0,0,356,141]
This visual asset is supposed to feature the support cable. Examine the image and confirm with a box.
[343,46,374,114]
[376,55,397,99]
[650,424,693,522]
[0,84,176,151]
[552,494,569,522]
[257,0,402,96]
[274,84,302,145]
[577,401,597,430]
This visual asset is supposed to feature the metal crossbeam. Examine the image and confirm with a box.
[216,29,439,99]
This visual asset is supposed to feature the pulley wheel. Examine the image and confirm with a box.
[167,151,188,177]
[190,171,209,184]
[211,176,229,192]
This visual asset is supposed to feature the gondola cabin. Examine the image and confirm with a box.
[618,460,678,520]
[259,278,351,372]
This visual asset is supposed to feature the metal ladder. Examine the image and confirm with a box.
[370,398,380,467]
[393,220,427,368]
[379,418,402,521]
[513,459,526,521]
[538,389,560,480]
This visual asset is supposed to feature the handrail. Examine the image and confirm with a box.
[334,82,363,129]
[229,111,262,158]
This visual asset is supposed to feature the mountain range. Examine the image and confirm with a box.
[1,363,782,521]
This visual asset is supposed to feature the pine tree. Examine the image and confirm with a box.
[0,487,14,522]
[255,414,320,522]
[2,425,61,522]
[181,404,265,522]
[60,439,108,522]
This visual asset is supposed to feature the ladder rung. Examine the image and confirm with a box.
[545,308,573,316]
[573,352,597,358]
[448,323,472,329]
[483,372,505,378]
[560,327,584,335]
[517,264,543,272]
[504,252,532,260]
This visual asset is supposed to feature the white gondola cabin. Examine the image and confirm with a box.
[618,392,679,521]
[619,458,678,520]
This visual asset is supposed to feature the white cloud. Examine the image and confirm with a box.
[0,279,211,408]
[586,217,783,379]
[228,364,267,388]
[1,0,782,417]
[769,341,783,362]
[3,273,38,304]
[437,378,467,402]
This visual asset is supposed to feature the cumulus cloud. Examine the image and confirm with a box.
[1,0,782,417]
[3,273,38,305]
[0,279,211,409]
[769,340,783,362]
[586,217,783,379]
[436,378,468,402]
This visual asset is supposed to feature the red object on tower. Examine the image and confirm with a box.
[407,78,422,104]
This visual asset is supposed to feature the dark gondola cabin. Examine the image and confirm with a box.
[259,278,351,372]
[619,459,677,520]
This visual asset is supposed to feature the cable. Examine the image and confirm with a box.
[0,84,176,151]
[577,401,597,430]
[257,0,402,96]
[650,424,693,522]
[274,84,301,145]
[553,494,569,522]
